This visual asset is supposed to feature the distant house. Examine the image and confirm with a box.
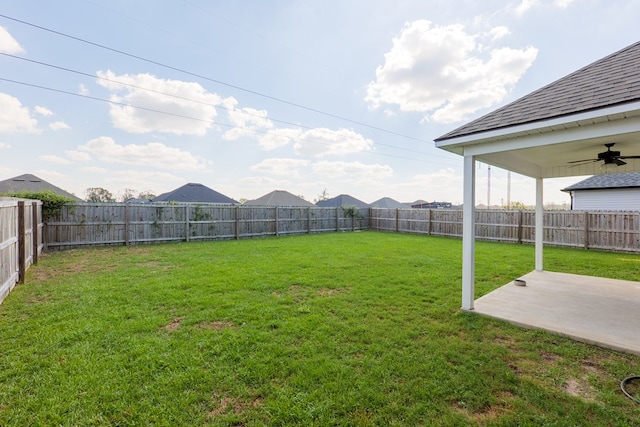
[370,197,407,208]
[561,172,640,211]
[315,194,370,209]
[412,201,452,209]
[0,173,82,201]
[153,183,238,204]
[244,190,313,207]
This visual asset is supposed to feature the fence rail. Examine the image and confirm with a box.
[0,199,43,304]
[369,208,640,252]
[44,203,369,250]
[41,203,640,253]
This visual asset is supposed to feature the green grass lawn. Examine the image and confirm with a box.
[1,231,639,426]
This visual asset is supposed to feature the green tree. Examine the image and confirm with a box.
[86,187,115,202]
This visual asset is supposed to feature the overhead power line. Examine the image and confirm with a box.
[0,13,429,144]
[0,76,444,165]
[0,52,435,157]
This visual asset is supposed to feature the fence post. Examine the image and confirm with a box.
[18,201,26,284]
[307,207,311,234]
[32,202,39,264]
[275,207,279,237]
[185,205,190,242]
[235,205,240,240]
[584,211,589,249]
[395,208,399,232]
[336,207,340,231]
[517,210,523,244]
[124,204,130,246]
[428,209,433,236]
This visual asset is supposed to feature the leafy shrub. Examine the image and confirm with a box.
[0,190,75,219]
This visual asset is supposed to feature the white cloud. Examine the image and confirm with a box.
[0,142,11,149]
[49,121,70,130]
[66,150,92,162]
[39,155,72,164]
[223,105,273,140]
[515,0,539,16]
[79,84,89,96]
[365,20,537,123]
[80,166,107,174]
[250,158,310,178]
[106,170,184,193]
[312,161,393,179]
[514,0,575,16]
[78,136,211,171]
[0,93,39,133]
[35,106,54,116]
[294,128,374,157]
[96,70,227,135]
[258,128,302,150]
[0,26,24,54]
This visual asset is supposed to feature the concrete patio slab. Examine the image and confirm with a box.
[473,270,640,355]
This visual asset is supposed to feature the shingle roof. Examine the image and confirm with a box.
[153,183,238,203]
[244,190,313,207]
[436,40,640,141]
[561,172,640,192]
[315,194,370,208]
[0,173,82,201]
[369,197,408,208]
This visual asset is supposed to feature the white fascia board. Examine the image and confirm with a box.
[435,101,640,153]
[462,114,640,157]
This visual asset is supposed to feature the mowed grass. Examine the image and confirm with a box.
[1,231,639,426]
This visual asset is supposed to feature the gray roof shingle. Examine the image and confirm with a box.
[0,173,82,201]
[315,194,370,208]
[436,40,640,141]
[153,183,238,204]
[244,190,313,207]
[561,172,640,191]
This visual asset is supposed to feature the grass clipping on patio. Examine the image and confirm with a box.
[1,232,639,426]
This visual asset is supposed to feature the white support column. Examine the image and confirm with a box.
[462,154,476,310]
[535,177,544,271]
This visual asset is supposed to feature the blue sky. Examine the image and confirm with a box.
[1,0,639,205]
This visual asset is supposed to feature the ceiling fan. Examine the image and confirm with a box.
[568,143,640,167]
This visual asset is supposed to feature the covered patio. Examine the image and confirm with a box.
[435,41,640,354]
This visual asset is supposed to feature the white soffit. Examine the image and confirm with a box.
[435,102,640,179]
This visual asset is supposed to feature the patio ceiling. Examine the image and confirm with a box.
[435,101,640,179]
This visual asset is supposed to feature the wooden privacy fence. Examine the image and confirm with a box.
[44,203,369,250]
[43,203,640,252]
[0,199,44,304]
[369,208,640,252]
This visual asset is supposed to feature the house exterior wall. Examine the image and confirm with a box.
[572,188,640,211]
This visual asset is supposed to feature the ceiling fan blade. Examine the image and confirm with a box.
[567,158,598,164]
[615,159,627,166]
[618,155,640,159]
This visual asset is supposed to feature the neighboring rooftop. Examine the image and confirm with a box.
[153,183,238,204]
[315,194,370,208]
[0,173,82,201]
[437,40,640,141]
[369,197,407,208]
[244,190,313,207]
[561,172,640,192]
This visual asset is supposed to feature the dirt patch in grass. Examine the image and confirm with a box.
[197,321,235,331]
[207,395,263,419]
[453,391,515,423]
[317,287,350,297]
[161,317,183,331]
[563,377,597,401]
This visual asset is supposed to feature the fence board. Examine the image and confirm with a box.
[0,198,43,304]
[42,204,640,253]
